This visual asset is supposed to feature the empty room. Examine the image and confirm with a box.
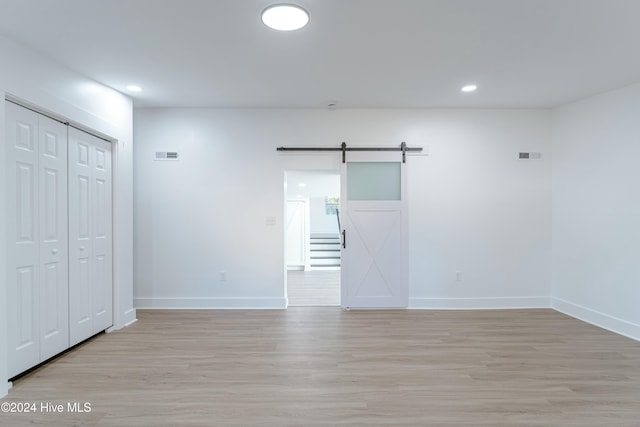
[1,0,639,425]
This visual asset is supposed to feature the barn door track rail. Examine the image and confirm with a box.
[277,142,422,163]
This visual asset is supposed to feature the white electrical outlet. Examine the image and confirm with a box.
[455,271,462,282]
[220,271,227,282]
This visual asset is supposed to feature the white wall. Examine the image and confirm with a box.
[285,171,339,235]
[0,98,6,397]
[309,197,339,235]
[134,108,551,309]
[551,82,640,340]
[0,35,135,397]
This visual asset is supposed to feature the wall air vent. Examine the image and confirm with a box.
[518,152,541,160]
[155,151,179,161]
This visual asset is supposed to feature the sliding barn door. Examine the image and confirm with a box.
[68,127,113,346]
[340,152,408,308]
[5,102,68,377]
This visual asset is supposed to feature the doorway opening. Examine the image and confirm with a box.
[285,170,340,306]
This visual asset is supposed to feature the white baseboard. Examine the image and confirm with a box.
[552,297,640,342]
[133,296,638,341]
[122,308,137,326]
[409,296,551,310]
[108,308,138,332]
[134,297,287,310]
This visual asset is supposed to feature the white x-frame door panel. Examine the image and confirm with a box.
[6,102,69,377]
[68,127,113,346]
[340,152,408,308]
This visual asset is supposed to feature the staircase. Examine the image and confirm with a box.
[309,233,341,270]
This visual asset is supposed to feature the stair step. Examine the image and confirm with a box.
[309,234,341,269]
[310,250,340,257]
[310,243,341,251]
[311,259,341,266]
[310,265,341,270]
[310,235,340,241]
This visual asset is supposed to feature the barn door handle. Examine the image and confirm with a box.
[342,230,346,249]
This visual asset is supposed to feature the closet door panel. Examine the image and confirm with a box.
[92,139,112,332]
[6,103,40,377]
[38,115,69,361]
[68,129,94,346]
[68,128,113,345]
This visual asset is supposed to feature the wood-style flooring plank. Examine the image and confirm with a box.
[287,270,339,306]
[2,308,640,426]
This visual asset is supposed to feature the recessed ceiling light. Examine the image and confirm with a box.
[461,84,478,93]
[298,182,307,187]
[126,85,142,92]
[262,4,309,31]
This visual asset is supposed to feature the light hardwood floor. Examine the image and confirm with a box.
[287,270,340,306]
[2,308,640,426]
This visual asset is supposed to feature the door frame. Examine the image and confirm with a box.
[283,169,341,306]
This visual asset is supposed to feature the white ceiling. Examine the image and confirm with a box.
[1,0,640,109]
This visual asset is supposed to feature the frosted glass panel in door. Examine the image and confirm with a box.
[347,162,401,200]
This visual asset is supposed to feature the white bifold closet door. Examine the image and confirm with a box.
[6,102,69,378]
[68,127,113,346]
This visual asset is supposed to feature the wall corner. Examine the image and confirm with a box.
[0,92,9,397]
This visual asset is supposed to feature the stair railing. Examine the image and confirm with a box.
[336,208,345,249]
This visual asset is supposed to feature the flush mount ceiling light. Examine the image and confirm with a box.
[262,4,309,31]
[461,84,478,93]
[126,85,142,92]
